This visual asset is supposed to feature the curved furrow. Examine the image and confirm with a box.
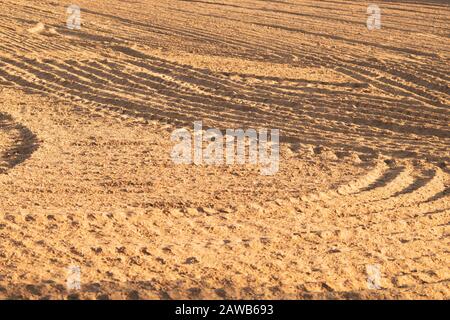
[316,165,416,205]
[0,112,38,175]
[0,57,413,160]
[311,165,448,216]
[2,52,448,164]
[114,51,448,151]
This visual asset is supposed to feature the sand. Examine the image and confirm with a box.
[0,0,449,299]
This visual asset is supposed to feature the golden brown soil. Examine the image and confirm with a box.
[0,0,449,299]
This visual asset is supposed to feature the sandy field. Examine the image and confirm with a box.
[0,0,449,299]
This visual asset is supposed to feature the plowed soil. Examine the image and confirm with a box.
[0,0,449,299]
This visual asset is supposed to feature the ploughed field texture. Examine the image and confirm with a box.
[0,0,449,299]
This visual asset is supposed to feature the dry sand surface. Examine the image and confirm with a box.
[0,0,449,299]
